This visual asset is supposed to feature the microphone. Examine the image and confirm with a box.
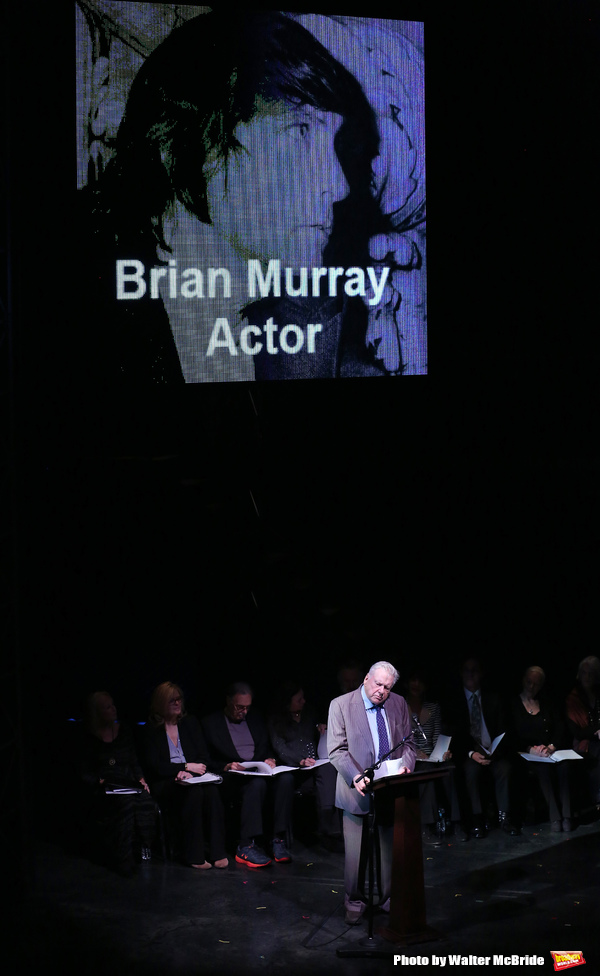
[412,714,427,743]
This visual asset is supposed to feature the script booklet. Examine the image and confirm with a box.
[480,733,505,756]
[177,772,224,785]
[419,734,452,763]
[229,759,330,776]
[105,786,143,794]
[519,749,582,764]
[104,778,144,794]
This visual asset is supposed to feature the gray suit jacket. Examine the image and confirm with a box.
[327,688,416,815]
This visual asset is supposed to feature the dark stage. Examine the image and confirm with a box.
[4,3,600,974]
[18,816,600,975]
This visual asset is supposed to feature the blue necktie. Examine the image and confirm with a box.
[376,706,390,760]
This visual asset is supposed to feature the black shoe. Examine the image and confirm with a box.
[499,812,520,836]
[472,816,487,839]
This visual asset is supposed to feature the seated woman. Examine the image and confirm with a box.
[144,682,227,869]
[268,681,341,848]
[402,669,457,839]
[79,691,157,875]
[566,656,600,814]
[511,666,571,831]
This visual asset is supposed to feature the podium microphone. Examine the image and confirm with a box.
[412,714,427,743]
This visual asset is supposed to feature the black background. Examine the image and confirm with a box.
[7,1,599,729]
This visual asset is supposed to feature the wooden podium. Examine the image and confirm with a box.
[374,765,451,945]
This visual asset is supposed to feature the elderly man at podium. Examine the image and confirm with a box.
[328,660,416,925]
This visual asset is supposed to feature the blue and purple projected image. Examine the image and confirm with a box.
[76,5,425,382]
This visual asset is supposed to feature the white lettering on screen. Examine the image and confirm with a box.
[116,260,389,306]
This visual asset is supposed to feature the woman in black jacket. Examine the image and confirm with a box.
[510,666,571,832]
[144,682,227,868]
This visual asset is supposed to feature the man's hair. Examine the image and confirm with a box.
[225,681,253,700]
[367,661,400,686]
[102,10,375,252]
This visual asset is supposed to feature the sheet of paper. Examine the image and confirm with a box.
[420,734,451,763]
[178,772,223,785]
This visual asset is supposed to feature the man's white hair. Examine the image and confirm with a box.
[577,656,600,681]
[367,661,399,686]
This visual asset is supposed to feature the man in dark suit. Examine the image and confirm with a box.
[445,658,519,838]
[327,661,416,924]
[201,681,291,867]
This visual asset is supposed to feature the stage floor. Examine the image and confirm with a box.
[17,817,600,975]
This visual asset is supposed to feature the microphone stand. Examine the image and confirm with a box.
[337,734,414,959]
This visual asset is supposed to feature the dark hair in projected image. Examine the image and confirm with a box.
[105,11,375,253]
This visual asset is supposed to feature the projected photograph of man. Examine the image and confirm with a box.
[76,5,426,382]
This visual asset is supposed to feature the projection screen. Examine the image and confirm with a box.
[76,4,426,383]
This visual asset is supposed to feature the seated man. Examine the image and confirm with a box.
[202,682,291,867]
[445,658,519,838]
[328,660,416,924]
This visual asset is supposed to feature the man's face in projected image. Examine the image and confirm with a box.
[205,101,348,267]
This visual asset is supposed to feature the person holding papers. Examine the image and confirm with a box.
[80,692,157,876]
[403,670,450,762]
[327,660,416,925]
[202,682,291,867]
[445,659,519,838]
[144,682,228,870]
[268,681,341,849]
[510,666,572,832]
[402,669,459,839]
